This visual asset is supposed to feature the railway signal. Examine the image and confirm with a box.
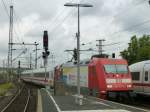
[73,48,77,63]
[65,48,93,63]
[43,31,49,51]
[42,51,50,59]
[42,30,50,89]
[43,31,50,59]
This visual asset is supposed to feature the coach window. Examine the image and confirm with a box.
[131,72,140,81]
[46,72,49,78]
[144,71,148,81]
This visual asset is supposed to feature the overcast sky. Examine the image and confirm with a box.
[0,0,150,68]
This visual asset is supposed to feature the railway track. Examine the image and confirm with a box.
[108,94,150,111]
[23,89,30,112]
[132,95,150,110]
[0,84,37,112]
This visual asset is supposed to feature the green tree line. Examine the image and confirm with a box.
[120,35,150,65]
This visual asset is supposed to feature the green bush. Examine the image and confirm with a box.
[0,83,14,96]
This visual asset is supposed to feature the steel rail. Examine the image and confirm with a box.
[1,85,24,112]
[23,89,30,112]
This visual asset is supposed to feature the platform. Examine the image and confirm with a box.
[38,88,149,112]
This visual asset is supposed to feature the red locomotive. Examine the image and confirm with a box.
[88,57,133,99]
[54,55,133,99]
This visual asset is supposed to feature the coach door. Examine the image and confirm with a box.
[143,64,150,93]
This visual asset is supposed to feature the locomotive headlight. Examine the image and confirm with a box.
[107,85,112,88]
[127,85,132,88]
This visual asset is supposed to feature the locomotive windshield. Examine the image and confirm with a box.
[104,64,128,74]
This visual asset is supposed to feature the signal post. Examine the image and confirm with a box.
[42,31,50,89]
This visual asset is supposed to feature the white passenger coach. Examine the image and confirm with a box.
[21,67,54,87]
[129,60,150,95]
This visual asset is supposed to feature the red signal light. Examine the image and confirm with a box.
[43,31,48,50]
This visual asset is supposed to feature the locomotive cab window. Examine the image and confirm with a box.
[116,65,128,74]
[104,65,116,73]
[104,64,128,74]
[144,71,148,81]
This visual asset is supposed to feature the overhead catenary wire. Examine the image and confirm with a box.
[64,0,150,61]
[0,0,24,44]
[47,0,74,29]
[134,0,148,5]
[13,9,32,39]
[111,19,150,35]
[41,0,76,60]
[13,11,24,41]
[51,0,150,62]
[1,0,9,17]
[129,22,150,34]
[0,0,29,67]
[78,1,150,51]
[79,0,149,39]
[48,0,85,27]
[49,9,76,35]
[2,0,149,64]
[106,20,150,42]
[100,0,150,40]
[48,0,85,62]
[1,0,30,43]
[0,0,86,67]
[48,0,85,34]
[13,9,34,57]
[113,0,148,18]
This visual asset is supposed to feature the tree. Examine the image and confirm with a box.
[120,35,150,65]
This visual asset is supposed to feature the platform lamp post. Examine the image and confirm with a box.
[64,3,93,105]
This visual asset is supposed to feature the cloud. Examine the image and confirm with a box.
[113,1,150,34]
[0,0,150,67]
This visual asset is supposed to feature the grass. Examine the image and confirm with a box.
[0,83,14,96]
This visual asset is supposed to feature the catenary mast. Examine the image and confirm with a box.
[7,0,14,80]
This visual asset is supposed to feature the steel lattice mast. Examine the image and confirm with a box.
[7,4,13,80]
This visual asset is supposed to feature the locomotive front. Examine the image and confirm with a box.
[103,60,132,92]
[89,58,133,99]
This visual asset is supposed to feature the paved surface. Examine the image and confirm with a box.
[53,95,112,111]
[85,96,150,112]
[37,90,43,112]
[40,89,58,112]
[40,88,150,112]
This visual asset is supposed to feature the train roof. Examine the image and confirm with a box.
[63,59,90,67]
[129,60,150,72]
[90,58,128,65]
[21,66,54,74]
